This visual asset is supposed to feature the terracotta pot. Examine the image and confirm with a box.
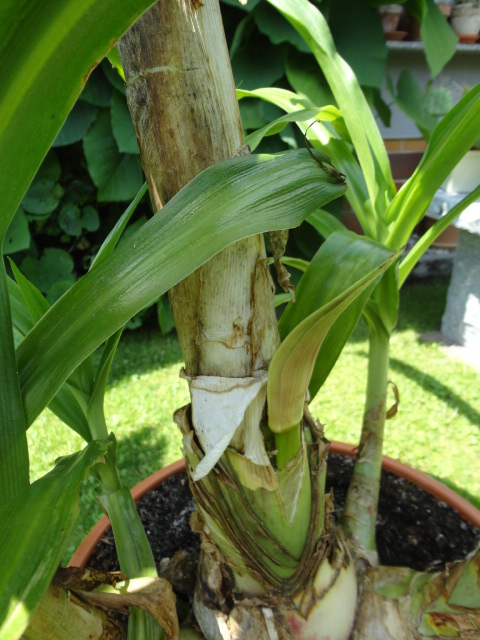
[69,443,480,568]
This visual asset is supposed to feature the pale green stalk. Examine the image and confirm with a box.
[340,322,391,563]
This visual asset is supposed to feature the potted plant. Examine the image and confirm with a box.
[1,2,480,640]
[377,4,405,35]
[451,0,480,40]
[436,0,453,18]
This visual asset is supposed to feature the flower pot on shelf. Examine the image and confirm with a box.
[436,0,453,17]
[451,2,480,41]
[377,4,405,36]
[442,149,480,194]
[69,443,480,570]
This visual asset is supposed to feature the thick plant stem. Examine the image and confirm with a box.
[340,325,390,565]
[118,0,279,379]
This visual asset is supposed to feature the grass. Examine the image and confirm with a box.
[28,277,480,562]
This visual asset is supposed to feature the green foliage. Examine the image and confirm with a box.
[0,437,116,638]
[7,64,147,307]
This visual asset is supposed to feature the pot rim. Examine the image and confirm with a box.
[69,442,480,568]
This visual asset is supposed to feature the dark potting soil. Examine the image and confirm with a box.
[88,454,480,585]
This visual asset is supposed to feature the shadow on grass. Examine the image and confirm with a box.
[104,330,183,386]
[114,424,181,484]
[389,356,480,428]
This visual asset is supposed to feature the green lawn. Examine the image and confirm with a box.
[27,277,480,561]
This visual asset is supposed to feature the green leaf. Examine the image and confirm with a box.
[245,106,330,151]
[265,0,394,218]
[328,0,387,89]
[83,109,143,201]
[16,149,347,426]
[419,0,458,79]
[0,0,157,239]
[52,101,98,147]
[3,209,30,255]
[387,82,480,247]
[157,295,175,336]
[21,151,63,216]
[269,232,399,431]
[58,204,100,237]
[0,262,29,505]
[0,437,115,639]
[285,51,333,107]
[306,208,345,239]
[252,2,311,52]
[79,67,113,107]
[239,99,284,131]
[8,261,91,440]
[7,277,34,346]
[9,258,50,322]
[232,42,288,90]
[111,90,139,154]
[90,182,147,270]
[238,87,376,237]
[398,184,480,287]
[20,248,75,295]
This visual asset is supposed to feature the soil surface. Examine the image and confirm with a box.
[88,454,479,585]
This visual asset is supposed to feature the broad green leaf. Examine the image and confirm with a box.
[79,67,113,107]
[418,0,457,79]
[266,0,394,217]
[0,437,115,639]
[17,149,346,426]
[232,42,287,90]
[83,109,143,202]
[269,232,399,431]
[20,248,75,296]
[387,83,480,247]
[285,51,333,108]
[239,99,284,132]
[21,152,63,216]
[3,209,30,255]
[52,101,98,147]
[111,90,139,154]
[238,87,377,237]
[252,2,310,52]
[0,0,157,238]
[328,0,387,89]
[58,204,100,237]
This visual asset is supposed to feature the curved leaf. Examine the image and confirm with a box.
[0,0,156,238]
[269,232,399,432]
[0,437,115,639]
[265,0,395,217]
[387,82,480,247]
[17,149,346,427]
